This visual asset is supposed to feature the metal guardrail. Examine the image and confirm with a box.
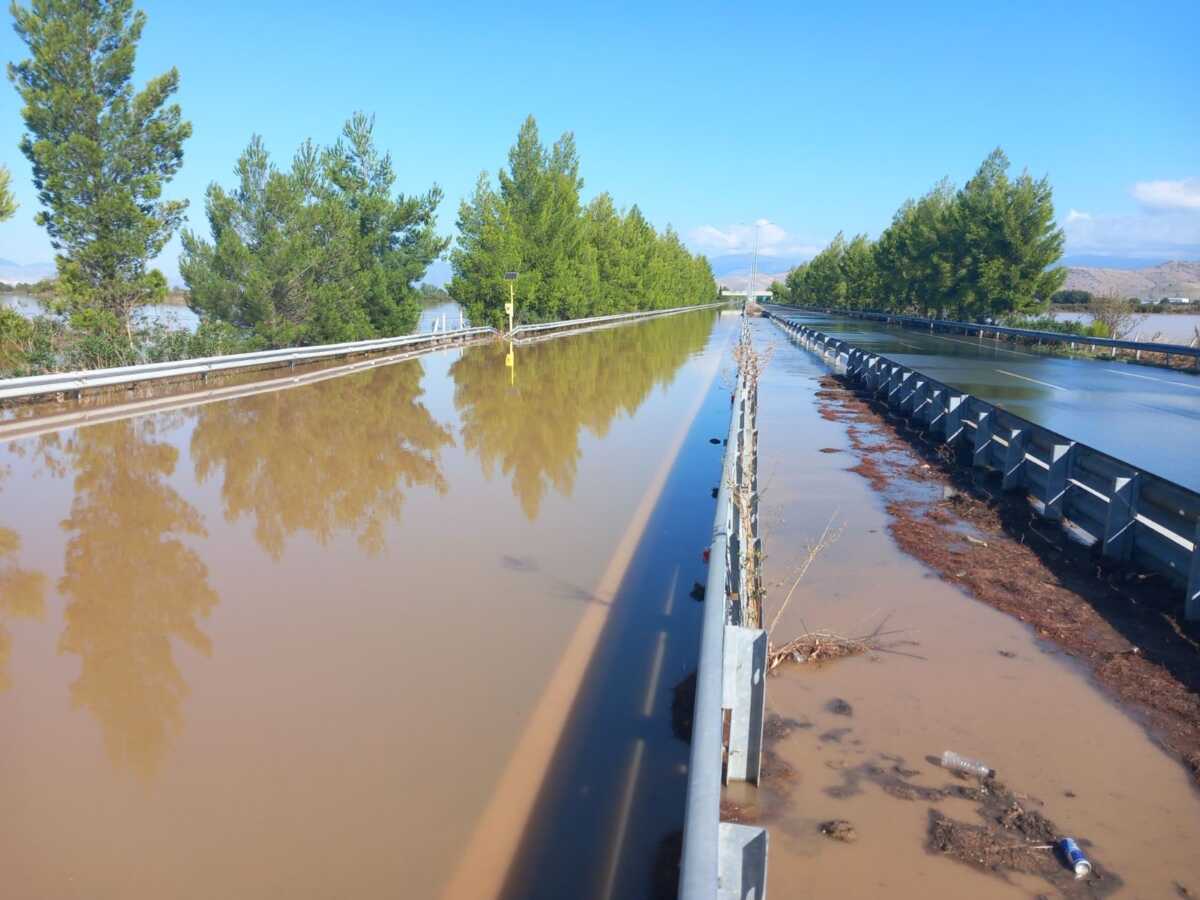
[0,340,446,443]
[0,303,731,405]
[780,306,1200,362]
[769,312,1200,619]
[679,365,769,900]
[0,326,498,404]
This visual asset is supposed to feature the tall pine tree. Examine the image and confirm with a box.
[450,116,713,328]
[8,0,191,332]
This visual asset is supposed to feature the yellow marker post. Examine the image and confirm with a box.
[503,271,518,334]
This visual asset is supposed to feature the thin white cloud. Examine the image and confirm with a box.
[1062,208,1200,258]
[1131,177,1200,212]
[687,219,821,258]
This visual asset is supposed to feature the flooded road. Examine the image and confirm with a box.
[746,318,1200,898]
[772,309,1200,492]
[0,308,735,899]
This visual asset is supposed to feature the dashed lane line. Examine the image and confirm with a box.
[1106,368,1200,391]
[995,368,1068,391]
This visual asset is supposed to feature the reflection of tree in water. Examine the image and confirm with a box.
[0,464,47,693]
[451,310,716,519]
[190,359,454,559]
[52,417,218,776]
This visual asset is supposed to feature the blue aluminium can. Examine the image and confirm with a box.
[1060,838,1092,877]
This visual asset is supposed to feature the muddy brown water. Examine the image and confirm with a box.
[746,318,1200,898]
[0,309,737,899]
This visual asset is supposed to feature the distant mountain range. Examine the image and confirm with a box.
[0,258,55,285]
[1063,260,1200,300]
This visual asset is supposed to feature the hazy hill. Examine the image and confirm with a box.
[0,259,55,285]
[1063,261,1200,300]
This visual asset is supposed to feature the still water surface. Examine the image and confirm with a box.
[1052,310,1200,344]
[1,292,200,332]
[0,309,733,898]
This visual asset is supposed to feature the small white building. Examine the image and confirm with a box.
[1164,297,1192,305]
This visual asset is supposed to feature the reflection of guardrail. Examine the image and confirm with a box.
[509,302,725,339]
[769,313,1200,620]
[0,327,498,404]
[679,366,769,900]
[776,306,1200,364]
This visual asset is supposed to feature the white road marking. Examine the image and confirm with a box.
[995,369,1068,391]
[1106,368,1200,390]
[929,332,1037,357]
[663,565,679,616]
[642,631,668,717]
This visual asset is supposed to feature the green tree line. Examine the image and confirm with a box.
[2,3,715,375]
[450,116,715,330]
[771,149,1065,322]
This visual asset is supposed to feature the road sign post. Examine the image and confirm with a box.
[504,272,518,334]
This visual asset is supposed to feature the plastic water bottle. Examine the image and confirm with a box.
[941,750,994,778]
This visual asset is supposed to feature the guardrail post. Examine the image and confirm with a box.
[1001,429,1027,491]
[1041,442,1075,520]
[718,823,768,900]
[722,625,766,783]
[942,392,966,444]
[888,369,907,405]
[973,409,993,469]
[902,377,924,416]
[920,384,941,429]
[1102,474,1141,562]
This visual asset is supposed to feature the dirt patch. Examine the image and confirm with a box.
[814,374,1200,787]
[819,819,857,842]
[763,713,813,740]
[826,697,854,717]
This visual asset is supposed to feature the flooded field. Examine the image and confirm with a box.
[1053,310,1200,344]
[1,291,200,332]
[745,318,1200,898]
[0,309,736,899]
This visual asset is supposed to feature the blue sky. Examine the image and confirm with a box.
[1,0,1198,283]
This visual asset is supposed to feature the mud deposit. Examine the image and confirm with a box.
[814,374,1200,787]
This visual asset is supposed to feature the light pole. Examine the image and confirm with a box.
[749,221,760,306]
